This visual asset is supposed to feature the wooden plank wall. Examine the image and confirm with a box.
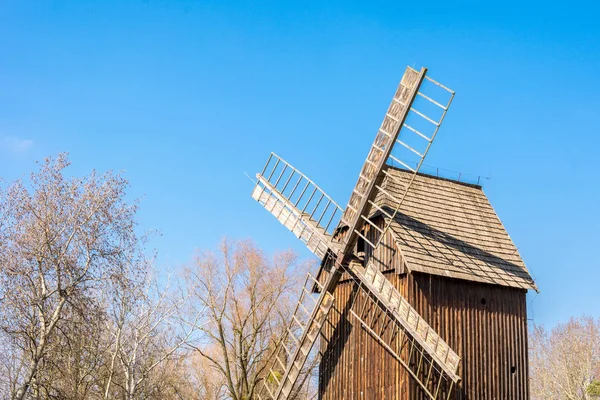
[318,218,530,399]
[407,273,529,400]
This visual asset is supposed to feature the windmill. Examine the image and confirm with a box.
[250,66,536,399]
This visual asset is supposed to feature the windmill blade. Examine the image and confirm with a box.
[255,271,336,400]
[339,66,455,253]
[251,68,460,400]
[252,153,343,259]
[251,154,345,399]
[330,66,460,397]
[347,261,460,384]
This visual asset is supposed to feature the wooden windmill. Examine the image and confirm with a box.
[250,66,536,399]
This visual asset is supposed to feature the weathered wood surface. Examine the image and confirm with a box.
[376,167,537,291]
[252,175,341,260]
[340,66,425,254]
[319,271,529,400]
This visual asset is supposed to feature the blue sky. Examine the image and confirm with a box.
[1,0,598,328]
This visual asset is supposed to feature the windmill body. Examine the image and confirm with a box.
[250,66,536,399]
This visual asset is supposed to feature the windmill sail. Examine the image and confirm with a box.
[252,153,343,260]
[339,66,426,252]
[347,278,458,397]
[255,273,335,400]
[251,66,460,400]
[347,261,460,382]
[334,67,460,395]
[339,66,455,251]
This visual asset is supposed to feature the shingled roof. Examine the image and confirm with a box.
[373,166,537,291]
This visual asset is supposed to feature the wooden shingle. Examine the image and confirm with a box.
[375,166,537,291]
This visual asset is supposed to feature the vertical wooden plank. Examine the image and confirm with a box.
[319,257,530,400]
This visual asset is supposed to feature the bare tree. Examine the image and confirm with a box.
[530,316,600,400]
[31,298,106,399]
[0,154,143,400]
[192,349,227,400]
[0,154,320,399]
[185,239,315,400]
[0,331,27,399]
[101,266,200,400]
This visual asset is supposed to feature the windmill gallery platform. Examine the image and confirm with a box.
[250,66,536,400]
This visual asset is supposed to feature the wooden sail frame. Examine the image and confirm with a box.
[250,66,460,399]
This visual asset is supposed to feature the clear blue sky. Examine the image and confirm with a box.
[1,0,598,328]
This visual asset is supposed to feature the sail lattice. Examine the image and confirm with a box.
[255,273,335,400]
[252,153,343,259]
[250,66,461,400]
